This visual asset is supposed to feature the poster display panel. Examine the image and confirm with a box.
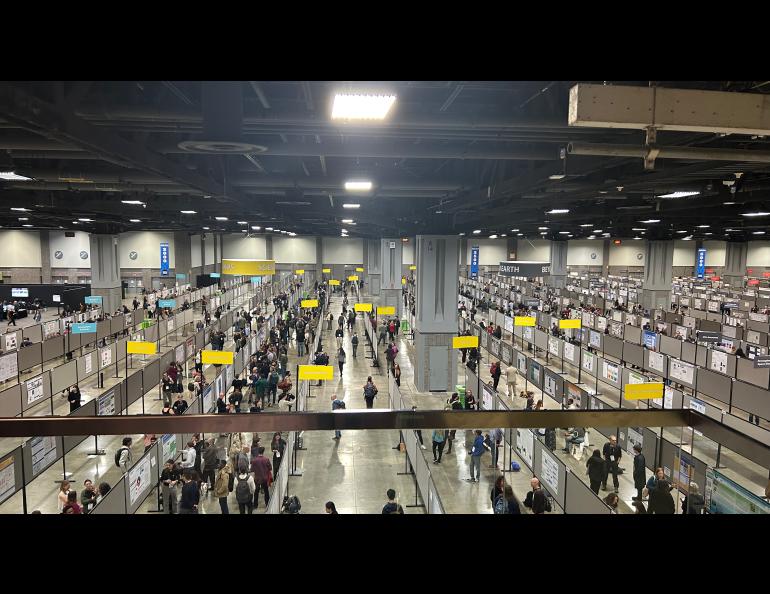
[0,455,16,504]
[670,359,696,385]
[581,350,595,374]
[539,447,560,497]
[30,436,58,476]
[25,375,45,405]
[705,468,770,514]
[563,342,576,363]
[515,428,534,469]
[600,360,619,385]
[0,353,19,383]
[128,454,152,506]
[647,351,666,374]
[161,434,177,463]
[710,350,728,374]
[98,388,116,416]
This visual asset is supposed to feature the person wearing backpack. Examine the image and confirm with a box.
[523,478,551,514]
[351,333,359,358]
[491,475,505,512]
[502,485,522,514]
[381,488,404,514]
[251,447,272,510]
[363,376,378,409]
[116,437,132,474]
[466,430,486,483]
[431,429,446,464]
[337,347,347,377]
[213,460,232,514]
[267,367,280,406]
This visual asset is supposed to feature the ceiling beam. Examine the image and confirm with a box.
[249,82,271,109]
[161,81,194,106]
[439,83,464,112]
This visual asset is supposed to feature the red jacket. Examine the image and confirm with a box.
[251,455,272,483]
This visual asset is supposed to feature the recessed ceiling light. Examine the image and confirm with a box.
[459,232,465,236]
[237,221,248,225]
[633,236,642,240]
[274,229,281,233]
[342,203,360,209]
[341,219,354,223]
[72,221,79,224]
[538,226,549,230]
[472,229,481,234]
[241,229,248,233]
[332,94,396,120]
[22,224,33,227]
[723,202,736,205]
[121,200,144,205]
[435,210,443,214]
[603,233,611,237]
[548,174,566,180]
[181,210,196,214]
[580,224,593,227]
[558,231,570,234]
[547,209,569,214]
[753,231,766,235]
[658,191,700,199]
[593,229,603,233]
[202,226,210,230]
[215,217,228,221]
[640,219,660,224]
[78,218,92,222]
[588,235,596,239]
[265,227,273,231]
[741,212,770,217]
[704,232,713,235]
[540,231,548,235]
[632,228,646,231]
[489,234,498,239]
[516,233,523,236]
[251,225,261,230]
[129,219,140,223]
[344,180,373,192]
[10,207,30,212]
[18,217,28,221]
[341,228,347,233]
[697,225,710,228]
[289,232,297,236]
[676,230,688,234]
[500,234,507,237]
[0,172,33,181]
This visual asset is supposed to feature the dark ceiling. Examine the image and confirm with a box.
[0,80,769,241]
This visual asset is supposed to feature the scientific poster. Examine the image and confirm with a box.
[582,352,595,374]
[84,354,93,375]
[98,389,115,416]
[626,428,644,456]
[100,347,112,368]
[0,353,19,383]
[161,434,177,463]
[516,352,527,374]
[215,374,224,402]
[544,374,557,399]
[710,350,728,374]
[481,384,494,410]
[589,330,602,349]
[670,360,695,385]
[548,336,560,357]
[25,376,45,405]
[596,317,607,332]
[175,344,185,365]
[203,385,215,413]
[540,448,560,497]
[167,317,174,333]
[610,323,624,338]
[30,436,57,476]
[186,337,196,360]
[601,360,619,385]
[515,428,534,469]
[0,456,16,504]
[647,351,666,374]
[563,342,575,363]
[43,320,60,339]
[4,333,17,352]
[128,455,152,505]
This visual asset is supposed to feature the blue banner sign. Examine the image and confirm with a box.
[84,296,102,305]
[176,273,186,280]
[72,322,97,334]
[251,276,262,285]
[160,242,170,277]
[470,246,480,280]
[696,248,706,279]
[158,299,176,308]
[210,272,221,278]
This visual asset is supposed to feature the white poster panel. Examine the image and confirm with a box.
[0,353,19,383]
[669,360,695,385]
[25,376,45,405]
[627,428,644,456]
[98,389,116,416]
[601,360,619,384]
[161,434,177,463]
[4,334,17,352]
[589,330,602,349]
[503,315,514,334]
[128,455,152,505]
[100,347,112,368]
[582,351,595,373]
[167,317,175,333]
[175,344,185,365]
[30,436,57,476]
[539,447,560,497]
[481,384,494,411]
[515,429,534,469]
[0,456,16,504]
[710,350,728,374]
[596,317,607,332]
[544,373,557,398]
[548,336,560,357]
[85,354,93,375]
[43,320,60,339]
[563,342,575,362]
[648,351,666,374]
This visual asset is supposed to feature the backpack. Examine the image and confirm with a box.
[510,461,521,472]
[364,384,376,399]
[235,476,252,504]
[114,447,128,467]
[283,495,301,514]
[493,494,508,515]
[337,401,346,409]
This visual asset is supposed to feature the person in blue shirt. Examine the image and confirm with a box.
[467,430,486,482]
[331,394,345,440]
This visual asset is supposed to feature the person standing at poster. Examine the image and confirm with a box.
[66,385,82,412]
[160,460,180,514]
[632,443,647,501]
[602,435,622,493]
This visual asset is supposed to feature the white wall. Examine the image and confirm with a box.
[402,241,414,265]
[516,239,550,262]
[673,240,695,267]
[748,241,770,267]
[322,237,363,264]
[608,241,646,266]
[50,231,90,268]
[274,236,316,263]
[203,233,214,266]
[567,240,604,266]
[0,231,41,267]
[466,238,507,265]
[190,235,201,268]
[703,240,726,267]
[118,231,175,269]
[222,234,267,260]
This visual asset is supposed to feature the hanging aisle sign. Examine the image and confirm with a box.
[498,261,551,277]
[470,246,480,280]
[696,248,706,279]
[160,242,170,277]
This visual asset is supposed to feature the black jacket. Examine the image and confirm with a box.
[648,485,676,514]
[523,488,548,514]
[602,442,622,463]
[586,455,606,483]
[633,453,647,488]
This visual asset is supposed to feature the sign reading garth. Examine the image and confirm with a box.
[498,261,551,277]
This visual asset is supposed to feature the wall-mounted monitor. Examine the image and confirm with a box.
[11,288,28,298]
[52,295,61,303]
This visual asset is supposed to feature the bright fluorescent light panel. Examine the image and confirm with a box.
[332,94,396,120]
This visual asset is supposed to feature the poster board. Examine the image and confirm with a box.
[515,428,534,470]
[669,359,696,387]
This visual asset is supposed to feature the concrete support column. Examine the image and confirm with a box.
[548,240,568,288]
[173,232,192,283]
[90,234,122,312]
[506,237,517,260]
[603,239,611,276]
[213,233,220,274]
[365,239,382,297]
[200,234,206,273]
[265,235,273,260]
[723,241,747,288]
[642,240,674,311]
[414,235,459,392]
[40,230,52,283]
[380,238,402,317]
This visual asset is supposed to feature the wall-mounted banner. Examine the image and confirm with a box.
[696,248,706,279]
[295,269,305,275]
[377,306,395,315]
[498,261,551,277]
[301,299,319,308]
[354,303,373,312]
[514,316,536,327]
[201,350,234,365]
[453,335,479,349]
[160,242,170,277]
[322,268,331,273]
[71,322,96,334]
[355,267,364,272]
[559,318,581,329]
[470,246,480,279]
[298,365,333,381]
[127,341,157,355]
[329,280,340,286]
[348,275,359,281]
[625,382,664,400]
[409,265,417,271]
[210,272,221,278]
[84,296,102,305]
[158,299,176,308]
[221,259,275,276]
[175,273,186,280]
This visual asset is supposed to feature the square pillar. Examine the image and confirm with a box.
[724,241,747,288]
[380,238,402,317]
[365,239,381,297]
[548,240,567,289]
[642,240,673,310]
[414,235,459,392]
[90,234,122,312]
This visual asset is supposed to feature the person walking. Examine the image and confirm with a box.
[327,312,334,331]
[490,361,501,391]
[431,429,446,464]
[337,347,346,377]
[489,427,503,470]
[382,488,404,514]
[271,432,286,478]
[213,460,231,514]
[393,362,401,387]
[466,429,485,483]
[331,394,345,439]
[632,443,647,501]
[178,472,200,514]
[505,364,518,398]
[601,435,622,492]
[351,333,359,358]
[363,377,378,409]
[585,449,606,495]
[234,463,255,514]
[250,447,272,510]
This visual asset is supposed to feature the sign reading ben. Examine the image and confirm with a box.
[498,261,551,277]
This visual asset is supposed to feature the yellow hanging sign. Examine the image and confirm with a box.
[301,299,318,308]
[355,267,364,272]
[322,268,331,273]
[514,316,536,327]
[329,280,340,286]
[295,269,305,275]
[127,341,157,355]
[348,275,359,281]
[409,265,417,270]
[354,303,373,312]
[298,365,334,381]
[377,306,396,315]
[453,335,479,349]
[624,383,664,400]
[559,318,581,329]
[201,350,235,365]
[221,259,275,276]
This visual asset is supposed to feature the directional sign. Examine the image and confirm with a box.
[754,356,770,369]
[409,265,417,270]
[559,319,581,329]
[377,306,395,315]
[298,365,333,381]
[498,261,551,277]
[71,323,96,334]
[624,382,664,400]
[515,316,536,326]
[158,299,176,308]
[210,273,221,278]
[84,296,102,305]
[354,303,373,312]
[697,331,721,343]
[453,335,479,349]
[295,269,305,275]
[201,350,234,365]
[127,341,157,355]
[348,275,359,281]
[329,280,340,286]
[301,299,318,308]
[355,267,364,272]
[322,268,331,273]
